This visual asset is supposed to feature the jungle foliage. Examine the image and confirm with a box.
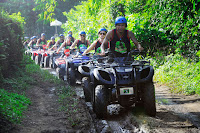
[0,10,24,80]
[62,0,200,94]
[63,0,199,59]
[0,0,85,38]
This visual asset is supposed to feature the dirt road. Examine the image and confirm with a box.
[10,68,200,133]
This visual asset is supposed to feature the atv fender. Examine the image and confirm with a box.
[137,66,154,83]
[93,68,115,85]
[78,65,90,77]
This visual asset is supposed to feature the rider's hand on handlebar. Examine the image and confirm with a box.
[100,51,105,56]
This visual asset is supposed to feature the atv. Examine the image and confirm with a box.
[34,45,48,65]
[40,49,55,68]
[29,46,40,60]
[65,50,91,86]
[78,50,156,118]
[54,49,74,80]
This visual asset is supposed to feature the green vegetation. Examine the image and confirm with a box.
[0,0,85,37]
[0,10,24,80]
[153,53,200,95]
[0,89,31,123]
[0,54,64,128]
[57,86,80,127]
[62,0,199,95]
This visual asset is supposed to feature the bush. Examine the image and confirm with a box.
[0,10,24,79]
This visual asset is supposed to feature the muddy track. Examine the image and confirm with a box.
[11,68,200,133]
[73,80,200,133]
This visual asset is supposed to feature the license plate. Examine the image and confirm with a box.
[120,87,134,95]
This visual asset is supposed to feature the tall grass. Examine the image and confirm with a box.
[153,53,200,95]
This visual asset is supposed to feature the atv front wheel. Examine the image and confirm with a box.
[143,81,156,116]
[40,57,44,68]
[68,68,76,86]
[95,85,109,118]
[44,56,50,68]
[56,68,64,80]
[35,55,41,65]
[31,54,35,60]
[82,77,92,102]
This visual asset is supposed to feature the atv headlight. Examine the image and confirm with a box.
[115,67,133,72]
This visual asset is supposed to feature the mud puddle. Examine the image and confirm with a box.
[74,85,146,133]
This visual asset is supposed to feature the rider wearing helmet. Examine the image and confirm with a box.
[82,28,109,56]
[28,36,37,49]
[36,33,47,47]
[47,36,56,49]
[50,34,65,50]
[57,34,73,53]
[68,31,76,42]
[23,37,30,48]
[101,16,143,57]
[70,31,91,54]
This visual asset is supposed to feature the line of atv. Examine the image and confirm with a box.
[26,46,156,119]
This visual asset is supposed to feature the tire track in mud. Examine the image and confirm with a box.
[155,85,200,129]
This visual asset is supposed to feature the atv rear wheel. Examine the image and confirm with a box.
[82,77,92,102]
[40,57,44,68]
[31,54,35,60]
[44,56,50,68]
[143,81,156,116]
[68,68,76,86]
[35,55,41,65]
[49,58,53,68]
[95,85,109,118]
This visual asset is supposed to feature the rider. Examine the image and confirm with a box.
[57,34,73,53]
[70,31,91,54]
[23,37,30,48]
[68,31,76,43]
[82,28,109,56]
[28,36,37,49]
[50,34,65,50]
[36,33,47,48]
[101,16,144,57]
[47,36,56,49]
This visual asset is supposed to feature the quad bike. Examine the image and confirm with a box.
[49,50,63,69]
[34,45,47,65]
[48,48,76,80]
[40,49,55,68]
[55,49,73,80]
[65,50,91,86]
[78,50,156,118]
[29,46,40,60]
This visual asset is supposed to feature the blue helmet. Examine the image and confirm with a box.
[79,31,86,35]
[51,36,55,40]
[41,33,45,36]
[98,28,107,34]
[32,36,37,39]
[59,34,64,37]
[115,16,127,27]
[68,31,72,34]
